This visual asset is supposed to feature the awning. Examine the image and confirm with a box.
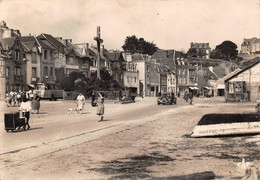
[189,87,199,90]
[27,84,34,89]
[217,84,225,89]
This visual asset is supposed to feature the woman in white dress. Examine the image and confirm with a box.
[75,93,85,114]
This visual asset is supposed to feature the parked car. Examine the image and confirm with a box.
[157,93,177,105]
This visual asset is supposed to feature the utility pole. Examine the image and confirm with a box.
[94,26,103,79]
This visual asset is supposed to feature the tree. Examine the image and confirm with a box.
[179,49,187,58]
[122,35,158,55]
[187,48,198,57]
[60,69,123,98]
[60,71,88,91]
[212,41,238,60]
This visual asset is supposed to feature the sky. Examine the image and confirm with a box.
[0,0,259,52]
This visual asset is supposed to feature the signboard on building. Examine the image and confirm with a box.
[229,83,234,94]
[234,82,243,94]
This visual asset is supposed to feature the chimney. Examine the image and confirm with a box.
[86,43,89,56]
[82,43,89,57]
[55,37,62,40]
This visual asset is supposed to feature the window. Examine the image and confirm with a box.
[134,76,136,83]
[5,67,10,77]
[127,76,129,82]
[44,50,47,60]
[32,53,37,63]
[44,66,48,76]
[50,67,53,76]
[32,67,37,78]
[15,50,20,60]
[15,67,21,76]
[50,51,53,60]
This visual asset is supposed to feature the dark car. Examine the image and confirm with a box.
[157,93,177,105]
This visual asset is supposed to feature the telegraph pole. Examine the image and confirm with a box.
[94,26,103,79]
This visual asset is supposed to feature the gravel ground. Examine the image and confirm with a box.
[1,97,260,180]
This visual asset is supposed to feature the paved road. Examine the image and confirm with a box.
[1,96,259,179]
[0,97,186,157]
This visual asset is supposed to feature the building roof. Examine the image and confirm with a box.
[204,67,218,80]
[224,60,260,82]
[242,37,258,46]
[104,52,124,62]
[222,68,242,81]
[37,33,67,54]
[36,37,55,50]
[21,36,55,51]
[65,47,81,57]
[89,46,108,61]
[190,42,210,49]
[0,37,16,50]
[252,38,260,44]
[132,53,145,61]
[21,41,36,52]
[151,49,183,69]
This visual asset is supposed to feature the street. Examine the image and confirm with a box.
[1,96,260,179]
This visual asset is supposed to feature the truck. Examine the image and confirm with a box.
[33,83,64,101]
[34,89,64,101]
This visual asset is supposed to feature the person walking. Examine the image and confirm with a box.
[96,92,104,122]
[189,91,193,105]
[91,91,97,107]
[31,92,41,114]
[16,90,22,106]
[184,91,188,102]
[19,98,31,130]
[75,93,85,114]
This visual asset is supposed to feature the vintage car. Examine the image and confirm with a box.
[157,93,177,105]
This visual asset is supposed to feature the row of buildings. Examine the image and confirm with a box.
[1,20,259,101]
[0,21,216,100]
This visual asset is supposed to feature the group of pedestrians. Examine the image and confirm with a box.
[5,90,24,107]
[5,90,41,131]
[184,91,193,105]
[75,92,105,122]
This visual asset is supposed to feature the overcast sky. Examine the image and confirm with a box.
[0,0,259,52]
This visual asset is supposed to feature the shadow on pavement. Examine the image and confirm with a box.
[153,171,218,180]
[31,112,48,115]
[27,127,43,131]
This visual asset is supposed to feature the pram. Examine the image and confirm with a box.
[4,112,26,132]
